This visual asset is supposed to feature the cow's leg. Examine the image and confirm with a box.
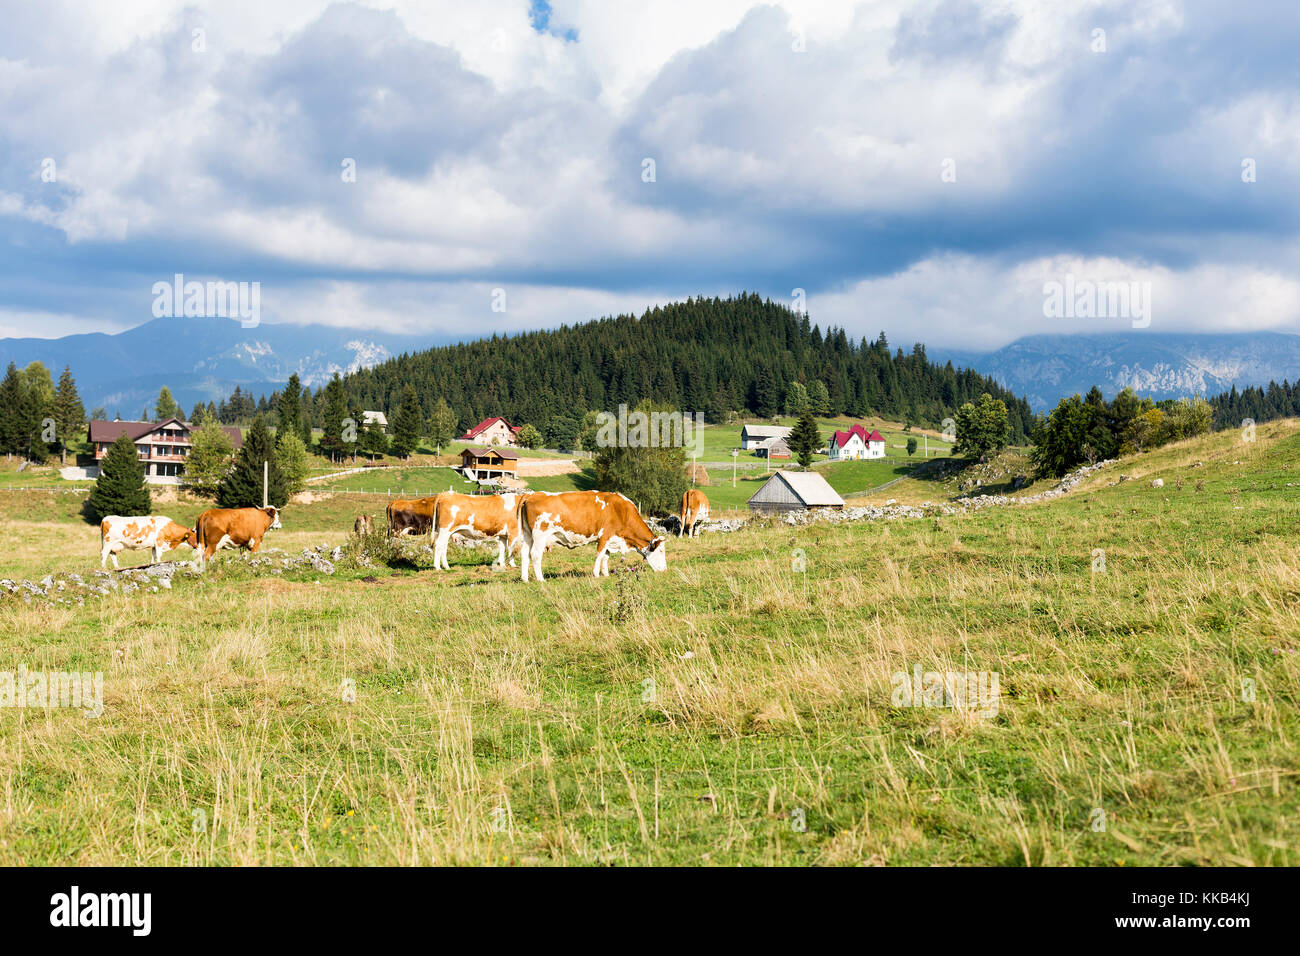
[434,527,451,570]
[152,546,161,564]
[495,535,507,568]
[525,529,547,582]
[100,542,111,569]
[249,537,261,552]
[593,535,611,578]
[601,550,612,576]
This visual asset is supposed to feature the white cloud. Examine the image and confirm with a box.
[1,0,1297,344]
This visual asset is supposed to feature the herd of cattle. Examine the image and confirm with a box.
[98,487,712,582]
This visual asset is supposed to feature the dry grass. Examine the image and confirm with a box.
[0,421,1296,864]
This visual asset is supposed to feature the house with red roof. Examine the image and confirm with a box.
[458,416,522,447]
[827,424,885,461]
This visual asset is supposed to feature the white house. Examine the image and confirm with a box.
[459,416,522,447]
[361,410,389,434]
[827,425,885,461]
[740,424,792,450]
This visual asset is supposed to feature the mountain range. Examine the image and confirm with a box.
[2,317,1297,418]
[930,332,1300,410]
[0,316,444,416]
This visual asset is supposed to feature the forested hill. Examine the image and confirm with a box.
[341,294,1034,441]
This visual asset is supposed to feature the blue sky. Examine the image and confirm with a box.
[0,0,1298,348]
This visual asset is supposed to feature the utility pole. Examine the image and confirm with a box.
[732,449,738,488]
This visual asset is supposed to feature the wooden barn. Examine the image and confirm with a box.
[460,447,518,481]
[747,470,845,513]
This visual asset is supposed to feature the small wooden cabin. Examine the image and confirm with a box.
[747,470,845,513]
[460,446,519,481]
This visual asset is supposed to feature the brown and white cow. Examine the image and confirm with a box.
[386,497,437,537]
[354,514,374,536]
[431,492,526,570]
[194,506,281,568]
[99,515,197,568]
[519,491,666,582]
[679,489,709,538]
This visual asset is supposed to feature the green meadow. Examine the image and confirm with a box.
[0,420,1294,865]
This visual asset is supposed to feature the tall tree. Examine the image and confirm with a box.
[807,380,830,417]
[52,365,85,464]
[86,432,151,522]
[591,402,686,515]
[185,422,236,496]
[155,386,182,421]
[360,415,389,460]
[319,375,348,463]
[278,373,310,444]
[275,430,310,496]
[218,417,287,508]
[390,384,422,459]
[0,362,41,460]
[428,397,457,455]
[788,408,822,468]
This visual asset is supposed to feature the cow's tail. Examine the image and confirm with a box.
[385,501,396,536]
[679,492,689,537]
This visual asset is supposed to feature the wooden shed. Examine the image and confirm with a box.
[757,437,792,459]
[747,470,845,513]
[460,446,519,481]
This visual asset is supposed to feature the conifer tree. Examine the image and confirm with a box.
[87,432,151,521]
[53,365,85,464]
[390,384,422,459]
[155,386,182,421]
[218,417,287,508]
[788,408,822,468]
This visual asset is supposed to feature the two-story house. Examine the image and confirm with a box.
[87,418,244,484]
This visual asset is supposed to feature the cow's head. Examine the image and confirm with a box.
[184,528,198,549]
[264,506,282,529]
[641,535,667,572]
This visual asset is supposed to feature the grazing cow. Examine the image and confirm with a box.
[354,514,374,535]
[431,492,526,570]
[194,506,281,568]
[679,489,709,538]
[386,497,437,537]
[519,490,666,582]
[99,515,197,569]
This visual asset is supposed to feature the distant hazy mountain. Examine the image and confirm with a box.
[0,316,443,416]
[931,332,1300,410]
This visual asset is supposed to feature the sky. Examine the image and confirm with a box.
[1,0,1298,350]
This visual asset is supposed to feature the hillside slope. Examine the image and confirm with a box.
[0,421,1295,864]
[339,294,1035,439]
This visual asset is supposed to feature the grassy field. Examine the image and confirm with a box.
[692,415,954,464]
[0,420,1295,865]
